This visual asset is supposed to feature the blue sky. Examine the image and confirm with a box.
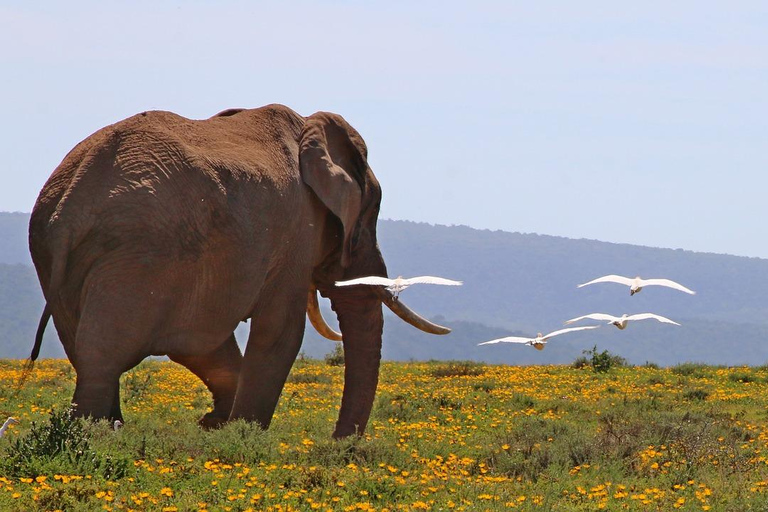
[2,1,766,257]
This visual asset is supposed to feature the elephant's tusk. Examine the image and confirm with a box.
[375,287,452,335]
[307,286,343,341]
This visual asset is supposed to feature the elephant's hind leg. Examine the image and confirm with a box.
[169,334,243,429]
[71,358,124,422]
[70,282,154,422]
[70,331,138,422]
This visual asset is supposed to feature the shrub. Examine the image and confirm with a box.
[571,356,590,369]
[1,407,128,479]
[324,344,345,366]
[581,346,628,373]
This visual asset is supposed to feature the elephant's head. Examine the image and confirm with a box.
[300,112,449,438]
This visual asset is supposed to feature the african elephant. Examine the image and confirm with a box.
[28,104,449,438]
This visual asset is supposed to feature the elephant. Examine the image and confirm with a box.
[28,104,450,438]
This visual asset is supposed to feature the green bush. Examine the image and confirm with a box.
[581,346,628,373]
[1,407,129,479]
[571,356,590,369]
[324,343,345,366]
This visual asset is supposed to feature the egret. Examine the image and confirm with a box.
[478,325,599,350]
[577,275,695,296]
[335,275,462,299]
[0,417,19,438]
[565,313,680,330]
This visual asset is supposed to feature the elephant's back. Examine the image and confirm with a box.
[30,104,308,290]
[112,104,305,182]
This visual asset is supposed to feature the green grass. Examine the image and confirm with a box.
[3,359,768,510]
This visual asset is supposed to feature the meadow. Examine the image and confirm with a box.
[2,354,768,511]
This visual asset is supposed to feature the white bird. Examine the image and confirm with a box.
[478,325,599,351]
[565,313,680,330]
[335,275,462,298]
[113,420,123,431]
[577,275,695,296]
[0,417,19,438]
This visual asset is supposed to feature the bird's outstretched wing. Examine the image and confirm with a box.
[577,275,634,288]
[403,276,463,286]
[478,336,532,346]
[542,325,599,340]
[626,313,681,325]
[335,276,393,287]
[640,279,695,295]
[565,313,618,325]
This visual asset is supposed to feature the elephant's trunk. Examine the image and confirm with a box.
[327,287,383,438]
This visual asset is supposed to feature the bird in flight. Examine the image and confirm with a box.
[0,417,19,438]
[478,325,599,351]
[577,275,695,296]
[565,313,680,330]
[335,275,462,298]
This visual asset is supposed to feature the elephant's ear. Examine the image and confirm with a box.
[300,112,366,268]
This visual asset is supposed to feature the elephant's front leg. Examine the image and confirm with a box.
[169,333,242,429]
[229,287,307,428]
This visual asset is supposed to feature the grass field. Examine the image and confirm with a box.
[2,356,768,511]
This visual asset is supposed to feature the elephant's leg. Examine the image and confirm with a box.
[108,386,124,423]
[72,363,123,421]
[229,289,307,429]
[71,340,135,422]
[169,334,243,429]
[70,287,149,422]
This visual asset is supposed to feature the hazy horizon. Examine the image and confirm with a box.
[3,209,765,262]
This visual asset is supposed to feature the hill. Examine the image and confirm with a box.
[0,212,32,265]
[2,212,767,365]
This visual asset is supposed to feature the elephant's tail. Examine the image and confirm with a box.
[17,304,50,391]
[31,303,50,362]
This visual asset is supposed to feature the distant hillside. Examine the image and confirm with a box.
[2,212,767,366]
[0,263,64,359]
[377,221,768,330]
[0,212,32,265]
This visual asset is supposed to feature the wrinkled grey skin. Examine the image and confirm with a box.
[29,104,408,438]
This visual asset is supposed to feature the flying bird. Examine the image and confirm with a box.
[0,417,19,438]
[565,313,680,330]
[478,325,599,351]
[577,275,695,296]
[335,275,462,298]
